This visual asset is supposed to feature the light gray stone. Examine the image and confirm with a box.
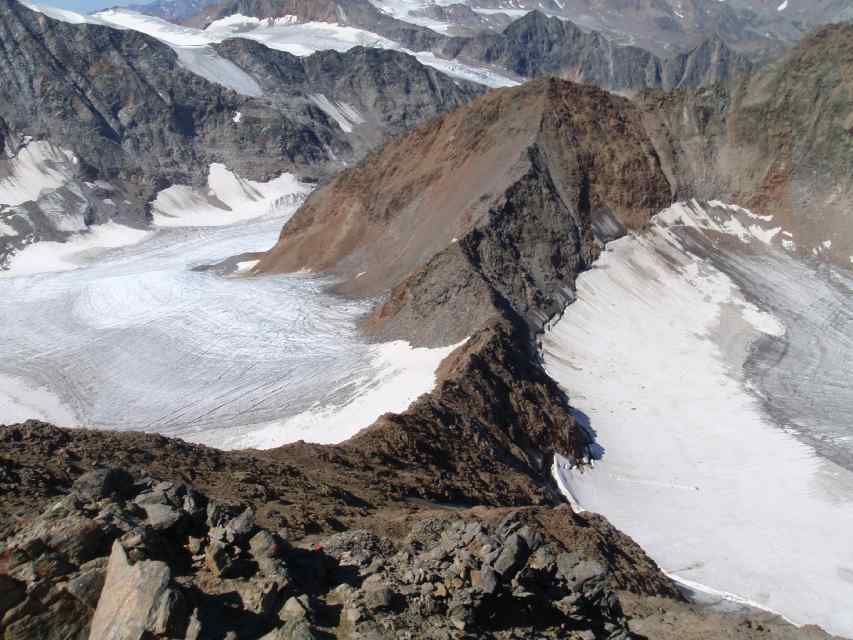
[88,541,186,640]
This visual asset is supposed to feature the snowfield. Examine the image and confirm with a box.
[0,140,79,208]
[30,6,519,90]
[544,201,853,637]
[0,169,457,449]
[151,164,311,228]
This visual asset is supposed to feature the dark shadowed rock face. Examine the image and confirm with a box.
[438,11,752,94]
[213,41,484,149]
[640,22,853,269]
[0,0,481,266]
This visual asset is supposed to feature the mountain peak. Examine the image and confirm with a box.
[256,77,671,345]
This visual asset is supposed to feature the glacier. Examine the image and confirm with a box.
[30,6,520,90]
[0,170,457,450]
[545,201,853,637]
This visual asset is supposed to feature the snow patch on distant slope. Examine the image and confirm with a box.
[92,10,263,96]
[0,141,78,208]
[173,47,263,96]
[93,8,518,88]
[21,1,94,24]
[152,164,311,227]
[2,223,150,276]
[660,199,781,245]
[205,13,299,33]
[309,95,365,133]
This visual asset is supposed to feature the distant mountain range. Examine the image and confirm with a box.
[0,0,481,264]
[124,0,853,57]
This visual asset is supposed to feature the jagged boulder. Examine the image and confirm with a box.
[71,468,135,502]
[88,541,187,640]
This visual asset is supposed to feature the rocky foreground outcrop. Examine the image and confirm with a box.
[0,451,668,639]
[0,424,837,639]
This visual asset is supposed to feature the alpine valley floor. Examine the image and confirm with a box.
[546,201,853,637]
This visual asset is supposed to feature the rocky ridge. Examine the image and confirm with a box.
[0,437,675,640]
[257,78,671,344]
[435,11,753,94]
[417,0,853,56]
[145,0,756,94]
[0,423,837,639]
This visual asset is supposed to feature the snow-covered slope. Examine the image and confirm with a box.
[0,139,139,269]
[0,175,458,449]
[91,8,517,87]
[0,141,78,208]
[152,164,310,227]
[545,200,853,637]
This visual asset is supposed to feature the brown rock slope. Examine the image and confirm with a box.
[257,78,672,345]
[640,22,853,268]
[0,424,839,639]
[250,79,672,534]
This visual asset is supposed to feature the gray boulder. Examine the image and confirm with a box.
[71,468,134,502]
[88,541,187,640]
[491,533,529,579]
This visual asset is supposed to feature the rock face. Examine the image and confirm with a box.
[183,0,754,94]
[212,41,484,150]
[437,11,752,93]
[0,430,838,639]
[0,0,480,266]
[257,78,671,344]
[0,461,675,640]
[429,0,853,57]
[640,22,853,268]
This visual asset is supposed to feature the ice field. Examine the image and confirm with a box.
[24,4,520,90]
[0,173,456,449]
[545,201,853,637]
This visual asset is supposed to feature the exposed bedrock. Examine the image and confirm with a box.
[257,77,672,344]
[0,449,684,639]
[0,0,481,265]
[639,22,853,269]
